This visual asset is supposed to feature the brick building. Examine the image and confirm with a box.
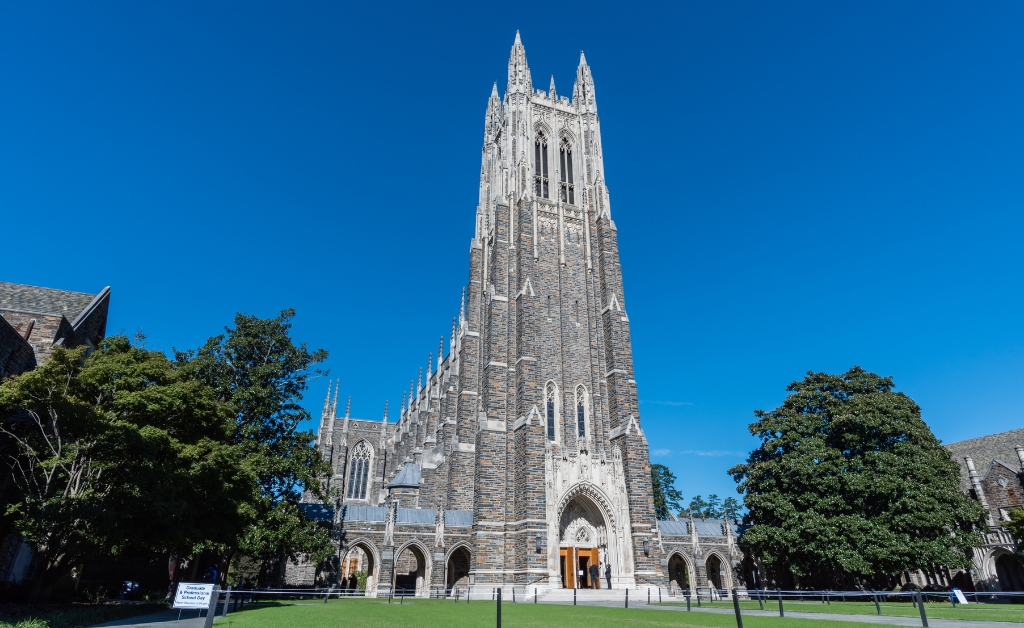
[287,34,745,597]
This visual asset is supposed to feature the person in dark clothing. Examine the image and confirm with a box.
[589,562,600,589]
[605,563,612,590]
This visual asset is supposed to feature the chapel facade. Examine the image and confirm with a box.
[288,34,747,596]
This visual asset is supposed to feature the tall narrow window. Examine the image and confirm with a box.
[346,441,372,500]
[535,135,549,199]
[545,382,557,441]
[559,144,575,204]
[575,386,587,438]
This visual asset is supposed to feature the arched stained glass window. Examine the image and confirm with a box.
[545,382,557,442]
[346,441,372,500]
[575,386,587,438]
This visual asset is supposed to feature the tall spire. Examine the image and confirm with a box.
[549,75,556,99]
[345,396,351,419]
[450,318,457,354]
[379,400,388,448]
[330,379,339,418]
[322,380,332,416]
[573,50,597,113]
[401,391,407,416]
[409,380,415,408]
[438,337,444,370]
[460,287,466,326]
[417,368,423,399]
[426,354,432,383]
[507,31,532,94]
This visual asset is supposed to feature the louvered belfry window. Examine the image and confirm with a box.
[560,144,575,204]
[535,135,549,198]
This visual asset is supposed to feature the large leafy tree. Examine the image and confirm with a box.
[729,366,986,588]
[651,464,683,520]
[176,309,333,582]
[0,337,252,600]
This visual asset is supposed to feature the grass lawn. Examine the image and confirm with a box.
[213,597,899,628]
[658,598,1024,624]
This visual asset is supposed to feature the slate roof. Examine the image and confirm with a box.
[444,510,473,527]
[397,507,436,524]
[0,282,100,319]
[387,462,422,489]
[341,505,387,522]
[657,518,743,537]
[946,428,1024,492]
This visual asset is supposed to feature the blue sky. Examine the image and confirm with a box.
[2,1,1022,507]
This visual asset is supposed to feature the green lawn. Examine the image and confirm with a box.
[658,598,1024,623]
[212,597,898,628]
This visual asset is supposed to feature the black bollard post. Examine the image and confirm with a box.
[497,588,502,628]
[686,593,691,611]
[324,590,329,605]
[912,592,917,609]
[659,587,662,603]
[777,589,784,618]
[400,594,404,605]
[513,589,516,603]
[757,589,763,610]
[648,588,651,604]
[467,586,470,604]
[917,591,929,627]
[696,590,701,607]
[732,589,744,628]
[574,587,577,606]
[625,588,629,608]
[873,592,881,615]
[535,587,537,604]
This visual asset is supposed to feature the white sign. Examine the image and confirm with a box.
[953,588,969,604]
[174,582,214,609]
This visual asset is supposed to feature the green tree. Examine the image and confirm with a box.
[650,464,683,520]
[1005,507,1024,545]
[176,309,333,583]
[688,495,712,518]
[729,366,987,589]
[722,497,743,521]
[0,336,251,600]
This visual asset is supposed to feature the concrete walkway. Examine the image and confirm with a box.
[88,608,212,628]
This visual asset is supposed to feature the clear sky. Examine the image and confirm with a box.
[3,2,1022,508]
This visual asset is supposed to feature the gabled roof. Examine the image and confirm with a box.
[387,462,422,489]
[946,428,1024,492]
[0,282,101,319]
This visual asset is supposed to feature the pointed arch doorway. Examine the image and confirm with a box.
[558,494,607,589]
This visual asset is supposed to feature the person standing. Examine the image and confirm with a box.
[605,563,612,590]
[589,562,600,589]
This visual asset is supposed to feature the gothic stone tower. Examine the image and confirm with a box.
[306,33,667,593]
[459,31,662,588]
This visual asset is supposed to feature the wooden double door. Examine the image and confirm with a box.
[559,547,600,588]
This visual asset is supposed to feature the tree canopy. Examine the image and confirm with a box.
[0,336,252,599]
[729,366,986,588]
[175,309,333,574]
[650,464,683,520]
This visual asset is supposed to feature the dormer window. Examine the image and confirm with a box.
[534,134,549,199]
[559,143,575,204]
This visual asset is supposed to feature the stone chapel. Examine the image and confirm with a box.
[287,33,747,596]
